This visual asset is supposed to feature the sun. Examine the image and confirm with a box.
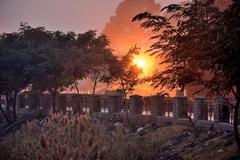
[132,52,157,77]
[135,58,146,69]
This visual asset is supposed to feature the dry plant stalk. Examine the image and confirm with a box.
[0,113,186,160]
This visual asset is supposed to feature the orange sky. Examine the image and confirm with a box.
[1,0,229,96]
[0,0,183,96]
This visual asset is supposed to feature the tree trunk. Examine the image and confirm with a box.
[180,84,185,96]
[74,80,81,112]
[0,105,11,125]
[123,91,129,125]
[233,96,240,150]
[92,76,98,95]
[74,80,80,95]
[12,90,18,122]
[120,78,130,125]
[51,92,57,113]
[5,93,12,123]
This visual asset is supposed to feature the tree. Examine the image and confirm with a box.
[0,32,22,123]
[0,23,49,123]
[64,31,94,95]
[65,31,117,95]
[32,30,76,113]
[87,34,117,95]
[111,47,142,105]
[134,0,240,149]
[198,0,240,149]
[132,0,218,94]
[107,47,142,125]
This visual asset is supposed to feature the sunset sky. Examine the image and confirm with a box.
[0,0,182,34]
[0,0,230,96]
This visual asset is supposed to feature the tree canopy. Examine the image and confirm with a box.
[0,24,121,119]
[133,0,240,149]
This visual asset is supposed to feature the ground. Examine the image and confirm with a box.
[147,125,239,160]
[0,113,240,160]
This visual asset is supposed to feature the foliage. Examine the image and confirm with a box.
[198,0,240,148]
[110,47,142,102]
[0,113,184,160]
[80,32,117,95]
[0,24,118,115]
[134,0,240,149]
[133,0,220,92]
[65,30,116,95]
[0,23,49,123]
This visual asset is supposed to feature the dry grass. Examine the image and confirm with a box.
[0,113,238,160]
[0,113,181,160]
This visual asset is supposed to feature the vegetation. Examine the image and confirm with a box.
[132,0,219,92]
[133,0,240,149]
[0,24,141,123]
[0,113,163,160]
[0,0,240,158]
[0,113,237,160]
[110,47,142,105]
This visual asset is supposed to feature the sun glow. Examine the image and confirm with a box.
[132,52,157,77]
[135,58,146,69]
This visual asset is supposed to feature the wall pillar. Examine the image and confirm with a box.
[173,96,188,119]
[214,97,230,123]
[193,96,208,120]
[150,95,165,116]
[129,95,143,114]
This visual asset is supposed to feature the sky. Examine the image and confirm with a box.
[0,0,182,96]
[0,0,182,34]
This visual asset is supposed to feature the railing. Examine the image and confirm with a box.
[129,96,234,125]
[164,98,173,118]
[208,101,214,121]
[187,100,194,119]
[5,93,234,126]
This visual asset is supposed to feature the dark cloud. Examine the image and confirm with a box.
[102,0,161,56]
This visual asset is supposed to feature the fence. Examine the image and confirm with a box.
[0,93,235,131]
[129,95,234,127]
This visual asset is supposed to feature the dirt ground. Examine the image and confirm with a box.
[142,124,240,160]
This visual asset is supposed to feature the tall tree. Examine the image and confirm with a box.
[32,30,75,113]
[0,23,49,123]
[198,0,240,149]
[87,34,117,95]
[134,0,240,149]
[133,0,219,93]
[66,31,117,95]
[111,47,142,105]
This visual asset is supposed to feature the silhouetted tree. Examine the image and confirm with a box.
[0,23,49,123]
[198,0,240,149]
[32,30,75,113]
[65,30,117,95]
[88,35,117,95]
[65,31,95,95]
[133,0,219,93]
[111,47,142,105]
[134,0,240,149]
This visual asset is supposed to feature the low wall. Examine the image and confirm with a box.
[115,113,235,132]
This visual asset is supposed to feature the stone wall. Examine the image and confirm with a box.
[17,92,124,114]
[13,92,234,131]
[128,95,233,126]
